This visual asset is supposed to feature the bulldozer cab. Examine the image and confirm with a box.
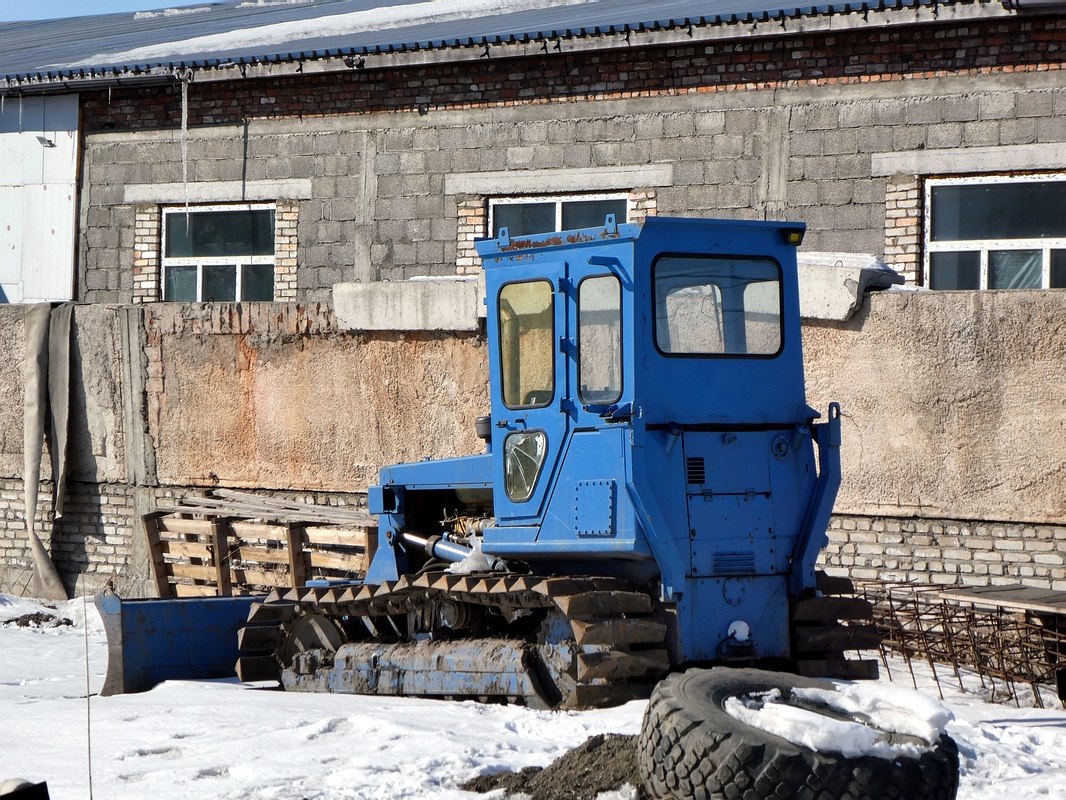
[478,216,813,532]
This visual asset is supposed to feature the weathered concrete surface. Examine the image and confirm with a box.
[2,291,1063,528]
[146,304,488,492]
[69,305,129,484]
[0,305,27,478]
[333,278,481,331]
[0,304,130,485]
[804,289,1066,525]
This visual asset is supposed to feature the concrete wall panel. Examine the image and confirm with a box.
[146,304,488,492]
[69,305,129,485]
[0,305,26,478]
[804,290,1066,525]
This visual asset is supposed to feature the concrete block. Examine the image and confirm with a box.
[334,278,480,332]
[796,252,905,321]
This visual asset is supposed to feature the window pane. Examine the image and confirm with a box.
[989,250,1042,289]
[654,256,782,356]
[931,182,1066,241]
[503,431,548,503]
[578,275,622,405]
[498,280,554,408]
[241,264,275,301]
[562,199,627,231]
[202,265,236,302]
[929,252,980,290]
[166,209,275,257]
[1051,250,1066,289]
[163,265,197,301]
[492,203,556,238]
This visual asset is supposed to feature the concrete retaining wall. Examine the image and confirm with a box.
[0,290,1063,596]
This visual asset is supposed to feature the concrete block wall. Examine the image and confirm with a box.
[75,15,1066,302]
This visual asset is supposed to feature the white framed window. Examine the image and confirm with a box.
[161,203,276,301]
[924,175,1066,290]
[489,194,628,238]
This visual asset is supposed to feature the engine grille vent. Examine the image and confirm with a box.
[713,551,756,574]
[686,457,706,485]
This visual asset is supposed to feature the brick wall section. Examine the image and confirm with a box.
[0,481,137,597]
[274,199,299,300]
[630,190,658,224]
[80,18,1065,132]
[820,515,1066,591]
[456,199,486,276]
[132,205,161,303]
[0,480,55,595]
[52,483,137,596]
[883,178,922,284]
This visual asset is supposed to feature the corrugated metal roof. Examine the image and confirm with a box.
[0,0,1012,89]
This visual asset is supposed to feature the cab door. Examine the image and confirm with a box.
[490,261,571,525]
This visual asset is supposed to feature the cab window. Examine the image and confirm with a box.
[653,255,782,356]
[498,280,555,408]
[578,275,623,404]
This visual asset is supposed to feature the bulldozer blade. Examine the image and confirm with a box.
[95,590,261,696]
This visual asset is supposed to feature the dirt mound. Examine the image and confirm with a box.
[461,733,644,800]
[2,612,73,628]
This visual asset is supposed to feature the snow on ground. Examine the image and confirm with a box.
[2,592,1066,799]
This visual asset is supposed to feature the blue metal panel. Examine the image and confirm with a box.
[678,575,791,661]
[633,217,810,426]
[378,452,493,491]
[575,479,615,537]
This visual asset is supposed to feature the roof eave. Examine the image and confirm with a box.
[0,1,1020,96]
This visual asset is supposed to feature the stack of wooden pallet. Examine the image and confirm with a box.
[143,489,377,597]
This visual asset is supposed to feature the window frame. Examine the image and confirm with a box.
[161,202,276,302]
[923,174,1066,290]
[488,193,630,238]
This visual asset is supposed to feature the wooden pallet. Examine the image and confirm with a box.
[144,491,377,597]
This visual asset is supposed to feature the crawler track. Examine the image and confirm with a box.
[236,572,670,709]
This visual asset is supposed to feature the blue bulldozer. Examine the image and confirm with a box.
[100,215,878,708]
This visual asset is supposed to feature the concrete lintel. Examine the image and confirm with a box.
[123,179,313,204]
[333,278,481,332]
[797,252,905,322]
[871,143,1066,177]
[444,164,674,196]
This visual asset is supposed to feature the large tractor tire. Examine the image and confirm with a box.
[638,668,959,800]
